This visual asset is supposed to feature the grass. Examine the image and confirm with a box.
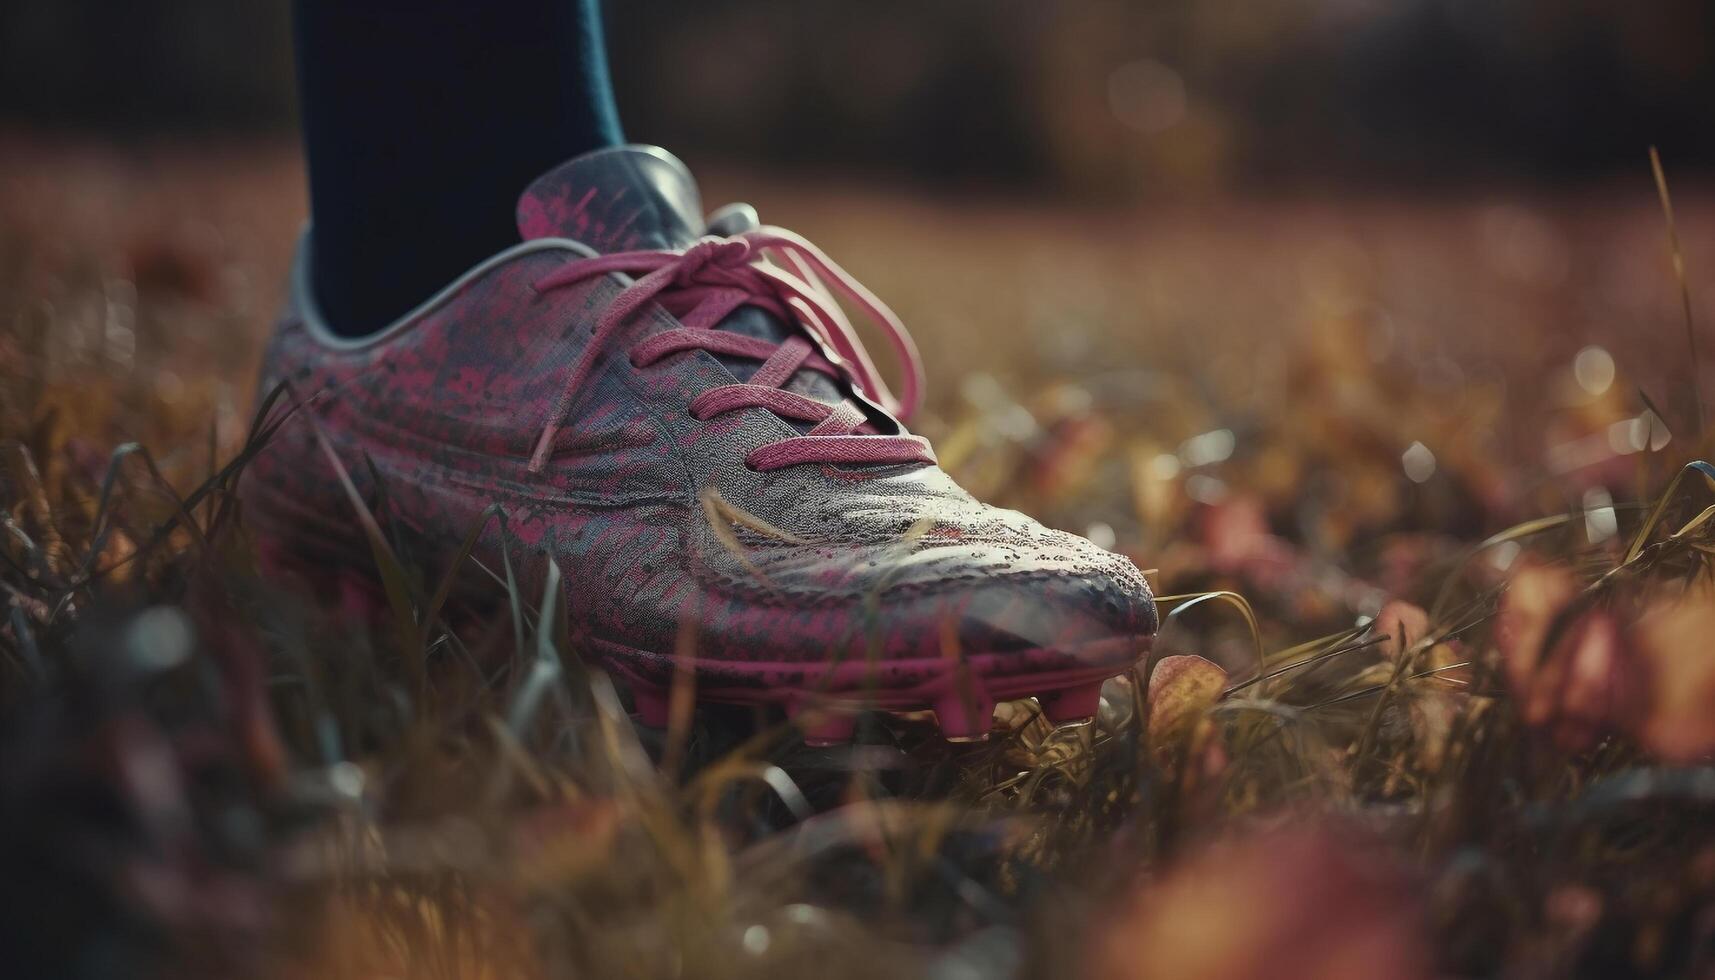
[4,138,1715,979]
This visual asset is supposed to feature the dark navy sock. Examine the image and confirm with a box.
[293,0,623,335]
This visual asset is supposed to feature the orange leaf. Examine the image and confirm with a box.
[1632,580,1715,763]
[1374,599,1429,659]
[1495,558,1577,696]
[1147,654,1228,746]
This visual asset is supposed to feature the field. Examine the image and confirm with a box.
[4,137,1715,979]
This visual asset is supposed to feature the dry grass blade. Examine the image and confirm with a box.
[422,502,509,638]
[7,602,42,678]
[1223,630,1386,696]
[1305,661,1474,711]
[0,440,64,578]
[507,556,567,735]
[1650,146,1703,438]
[1622,459,1715,565]
[298,388,426,683]
[1430,513,1573,618]
[699,486,806,588]
[1153,590,1265,676]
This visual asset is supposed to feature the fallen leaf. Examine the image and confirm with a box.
[1374,599,1429,659]
[1631,580,1715,763]
[1147,654,1228,747]
[1495,558,1578,696]
[1526,609,1641,752]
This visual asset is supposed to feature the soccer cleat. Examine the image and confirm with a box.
[245,145,1157,739]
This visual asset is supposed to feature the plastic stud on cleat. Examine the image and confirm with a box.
[935,690,996,743]
[632,686,670,728]
[799,709,858,747]
[786,697,858,746]
[1040,682,1104,726]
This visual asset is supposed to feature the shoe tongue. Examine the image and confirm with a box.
[515,145,703,252]
[517,146,861,427]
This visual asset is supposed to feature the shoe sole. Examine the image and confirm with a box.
[597,634,1147,743]
[257,535,1147,744]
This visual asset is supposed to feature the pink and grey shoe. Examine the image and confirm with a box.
[245,145,1156,742]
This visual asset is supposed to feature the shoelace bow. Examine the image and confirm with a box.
[526,226,934,474]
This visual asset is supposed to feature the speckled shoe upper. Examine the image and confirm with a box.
[244,145,1155,735]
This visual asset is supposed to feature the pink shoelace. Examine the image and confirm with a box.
[526,227,935,474]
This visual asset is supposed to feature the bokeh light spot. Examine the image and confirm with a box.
[1573,345,1615,396]
[1401,441,1436,483]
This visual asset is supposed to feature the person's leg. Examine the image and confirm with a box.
[293,0,623,335]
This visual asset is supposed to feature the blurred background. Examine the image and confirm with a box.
[3,0,1714,190]
[2,0,1713,622]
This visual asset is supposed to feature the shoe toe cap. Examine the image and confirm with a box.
[712,528,1156,664]
[938,546,1157,657]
